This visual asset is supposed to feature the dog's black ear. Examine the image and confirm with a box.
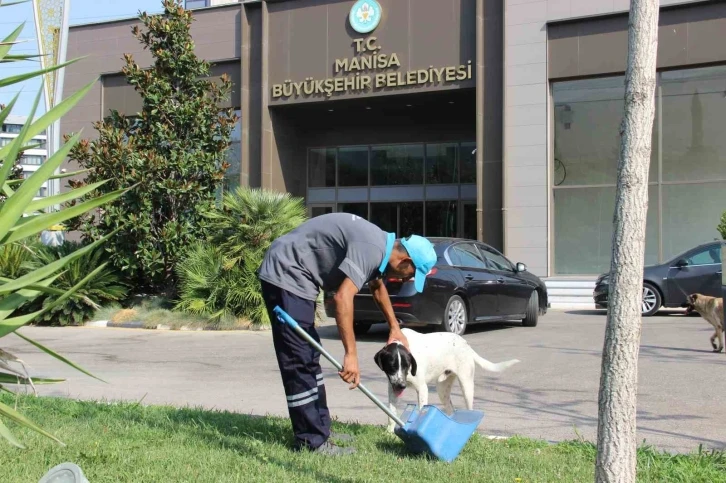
[408,353,417,377]
[374,349,384,370]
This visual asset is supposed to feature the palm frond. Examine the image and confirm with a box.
[0,4,127,446]
[204,187,307,268]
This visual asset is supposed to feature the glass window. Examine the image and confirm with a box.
[552,74,664,275]
[371,144,423,185]
[460,142,476,184]
[2,124,22,134]
[462,202,477,240]
[185,0,208,9]
[481,245,513,272]
[369,202,425,236]
[426,143,458,184]
[447,247,462,265]
[338,146,368,187]
[230,110,241,143]
[553,77,657,186]
[554,185,659,275]
[426,200,457,237]
[305,141,478,240]
[400,202,423,238]
[553,77,624,186]
[685,246,722,266]
[311,206,333,218]
[20,155,43,165]
[338,203,368,219]
[662,182,726,261]
[661,66,726,182]
[556,66,726,274]
[309,148,336,188]
[224,141,241,192]
[450,243,487,269]
[370,203,397,233]
[223,110,241,193]
[0,138,13,146]
[554,187,615,275]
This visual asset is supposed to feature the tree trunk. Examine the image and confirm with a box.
[595,1,659,482]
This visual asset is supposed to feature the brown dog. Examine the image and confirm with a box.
[686,293,724,352]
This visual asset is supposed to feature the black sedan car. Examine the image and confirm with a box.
[593,241,724,316]
[323,237,549,335]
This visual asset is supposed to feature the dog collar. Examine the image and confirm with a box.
[378,232,396,275]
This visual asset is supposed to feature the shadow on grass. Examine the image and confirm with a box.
[122,406,384,483]
[374,437,434,462]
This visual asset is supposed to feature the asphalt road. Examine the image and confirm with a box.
[3,309,725,454]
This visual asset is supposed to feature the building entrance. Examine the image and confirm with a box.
[307,140,476,238]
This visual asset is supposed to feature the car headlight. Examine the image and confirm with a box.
[597,275,609,285]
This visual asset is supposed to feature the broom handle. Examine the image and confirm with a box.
[273,306,407,428]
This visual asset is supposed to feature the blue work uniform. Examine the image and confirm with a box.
[258,212,395,450]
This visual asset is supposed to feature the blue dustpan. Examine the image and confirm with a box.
[395,403,484,462]
[273,306,484,462]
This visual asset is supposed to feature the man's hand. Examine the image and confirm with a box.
[387,328,409,350]
[339,353,360,389]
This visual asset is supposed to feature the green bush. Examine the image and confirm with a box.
[718,211,726,240]
[175,242,268,324]
[0,240,41,279]
[175,187,307,325]
[204,186,307,268]
[22,242,129,326]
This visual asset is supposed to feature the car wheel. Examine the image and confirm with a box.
[522,290,539,327]
[353,323,372,336]
[642,283,661,317]
[441,295,468,335]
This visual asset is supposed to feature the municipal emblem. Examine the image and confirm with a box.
[349,0,382,34]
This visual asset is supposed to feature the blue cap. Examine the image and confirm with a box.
[400,235,437,293]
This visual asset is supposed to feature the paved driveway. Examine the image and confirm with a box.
[3,310,725,453]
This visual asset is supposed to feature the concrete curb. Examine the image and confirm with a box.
[83,320,270,332]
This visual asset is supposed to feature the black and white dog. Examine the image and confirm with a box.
[374,328,520,432]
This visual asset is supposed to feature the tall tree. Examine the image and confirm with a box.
[595,1,659,482]
[66,0,238,296]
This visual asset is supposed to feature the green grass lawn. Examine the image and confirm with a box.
[0,395,724,483]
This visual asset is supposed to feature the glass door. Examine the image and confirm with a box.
[337,202,369,220]
[309,204,334,218]
[369,202,424,237]
[426,201,458,237]
[462,201,477,240]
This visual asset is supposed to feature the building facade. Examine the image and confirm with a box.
[2,115,49,198]
[61,0,726,280]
